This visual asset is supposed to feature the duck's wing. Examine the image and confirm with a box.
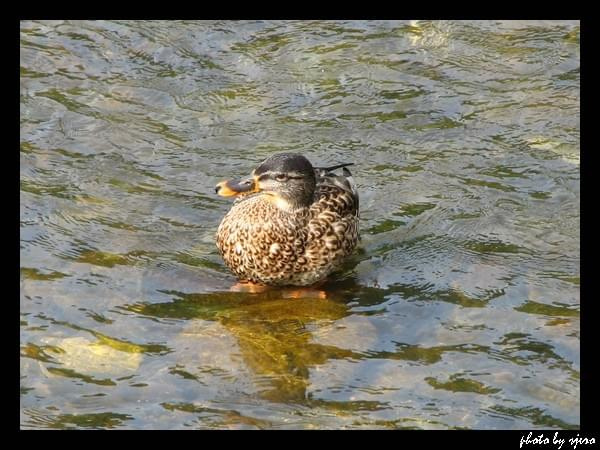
[312,164,359,217]
[303,163,359,263]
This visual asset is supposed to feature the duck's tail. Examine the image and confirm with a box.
[314,162,354,173]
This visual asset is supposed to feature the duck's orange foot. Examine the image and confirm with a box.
[282,279,328,299]
[229,280,270,294]
[282,288,327,299]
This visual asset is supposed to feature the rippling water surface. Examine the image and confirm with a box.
[20,20,580,429]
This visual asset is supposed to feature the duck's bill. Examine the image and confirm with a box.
[215,178,258,197]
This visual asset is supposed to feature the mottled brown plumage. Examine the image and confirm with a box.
[215,153,359,286]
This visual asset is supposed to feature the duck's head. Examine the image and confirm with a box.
[215,153,317,208]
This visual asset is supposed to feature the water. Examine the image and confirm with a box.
[20,20,580,429]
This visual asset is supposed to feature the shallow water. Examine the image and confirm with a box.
[20,20,580,429]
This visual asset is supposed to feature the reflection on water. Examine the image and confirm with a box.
[21,20,579,429]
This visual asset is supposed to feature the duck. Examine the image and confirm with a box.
[215,153,359,287]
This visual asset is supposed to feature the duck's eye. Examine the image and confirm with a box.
[275,174,287,181]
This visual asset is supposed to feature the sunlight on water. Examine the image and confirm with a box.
[21,20,579,429]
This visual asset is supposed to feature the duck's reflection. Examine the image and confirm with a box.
[219,291,354,403]
[127,281,363,404]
